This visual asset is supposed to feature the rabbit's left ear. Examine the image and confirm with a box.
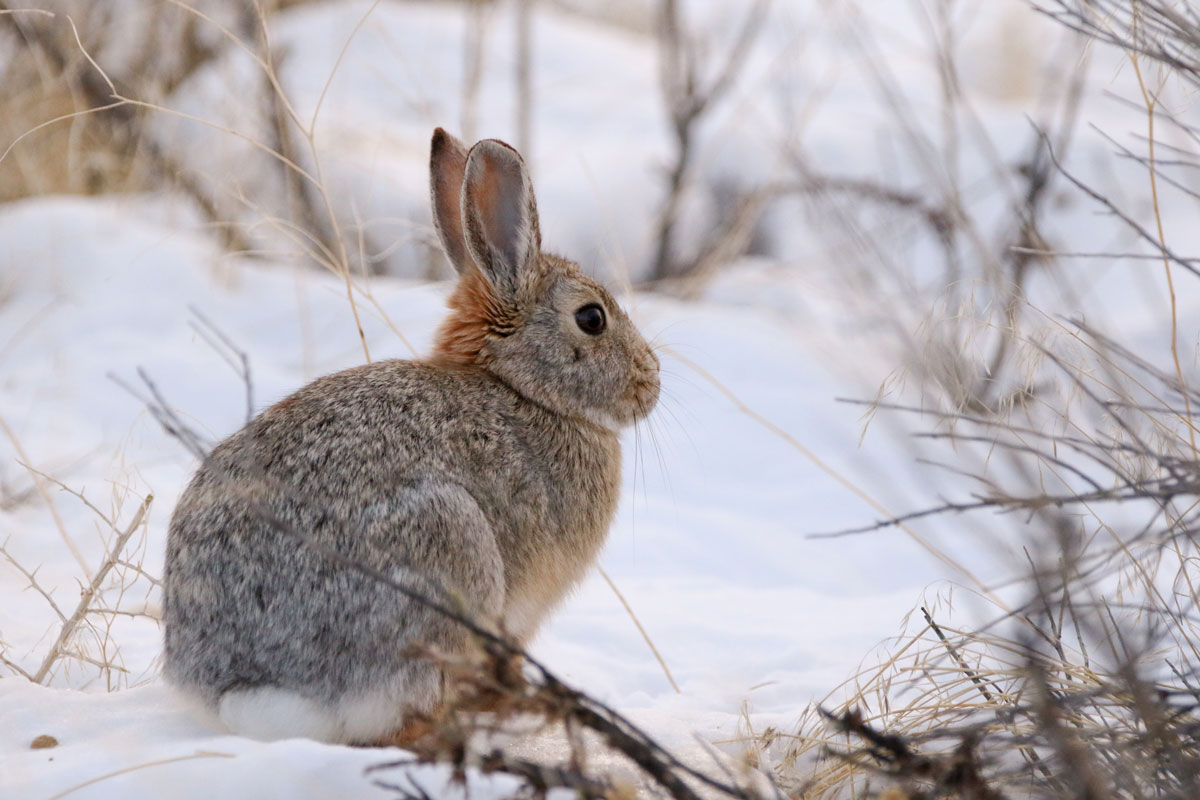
[461,139,542,300]
[429,128,473,276]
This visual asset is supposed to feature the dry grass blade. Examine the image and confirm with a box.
[599,566,681,694]
[663,345,998,603]
[0,416,90,576]
[47,751,237,800]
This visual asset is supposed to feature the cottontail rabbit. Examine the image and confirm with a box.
[162,129,660,744]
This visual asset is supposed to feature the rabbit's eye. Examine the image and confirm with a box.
[574,304,606,336]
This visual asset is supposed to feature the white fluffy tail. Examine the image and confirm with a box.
[218,686,404,745]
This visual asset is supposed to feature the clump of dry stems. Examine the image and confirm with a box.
[758,2,1200,797]
[0,481,157,691]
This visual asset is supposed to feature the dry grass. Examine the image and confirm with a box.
[0,1,207,201]
[762,368,1200,798]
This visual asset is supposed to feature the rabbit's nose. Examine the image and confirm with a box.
[640,348,661,376]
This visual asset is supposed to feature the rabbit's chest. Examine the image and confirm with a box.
[493,430,621,642]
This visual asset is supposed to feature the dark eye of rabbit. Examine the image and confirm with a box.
[574,304,606,336]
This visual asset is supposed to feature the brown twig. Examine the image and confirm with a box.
[31,493,153,684]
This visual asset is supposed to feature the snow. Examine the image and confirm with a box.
[3,0,1200,797]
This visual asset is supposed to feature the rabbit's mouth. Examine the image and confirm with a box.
[628,374,661,422]
[608,370,661,429]
[576,374,658,432]
[630,350,662,420]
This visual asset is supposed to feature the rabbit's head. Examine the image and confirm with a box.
[429,129,659,431]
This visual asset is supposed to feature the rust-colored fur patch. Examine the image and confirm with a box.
[431,268,516,366]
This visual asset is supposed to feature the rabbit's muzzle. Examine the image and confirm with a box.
[625,349,661,423]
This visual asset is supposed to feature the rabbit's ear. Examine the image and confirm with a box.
[461,139,542,300]
[429,128,473,275]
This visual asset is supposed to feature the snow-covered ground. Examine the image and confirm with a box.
[3,0,1200,797]
[0,192,950,797]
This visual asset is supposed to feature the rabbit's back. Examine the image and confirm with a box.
[164,364,502,721]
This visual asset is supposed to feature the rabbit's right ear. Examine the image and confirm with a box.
[430,128,473,275]
[461,139,541,302]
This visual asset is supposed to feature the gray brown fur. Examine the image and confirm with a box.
[162,129,660,742]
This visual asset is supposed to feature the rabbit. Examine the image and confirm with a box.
[162,128,660,745]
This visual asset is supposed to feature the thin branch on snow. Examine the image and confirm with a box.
[31,493,153,684]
